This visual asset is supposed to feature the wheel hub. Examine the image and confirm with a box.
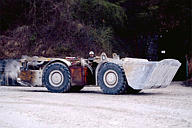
[49,70,64,87]
[103,70,118,88]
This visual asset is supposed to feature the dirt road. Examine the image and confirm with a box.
[0,82,192,128]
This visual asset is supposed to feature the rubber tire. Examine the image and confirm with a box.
[97,63,128,94]
[70,86,84,92]
[42,63,71,93]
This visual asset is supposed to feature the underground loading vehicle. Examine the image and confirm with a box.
[17,53,181,94]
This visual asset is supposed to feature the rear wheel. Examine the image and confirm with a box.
[97,63,128,94]
[42,63,71,93]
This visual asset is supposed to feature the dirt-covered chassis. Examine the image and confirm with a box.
[17,53,181,94]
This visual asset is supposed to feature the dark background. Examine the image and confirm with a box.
[0,0,191,80]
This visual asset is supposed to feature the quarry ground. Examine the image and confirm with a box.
[0,82,192,128]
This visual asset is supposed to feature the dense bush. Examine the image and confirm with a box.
[0,0,191,59]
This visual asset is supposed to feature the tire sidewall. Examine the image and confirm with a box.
[43,63,71,93]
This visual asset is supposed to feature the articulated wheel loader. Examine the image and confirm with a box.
[17,53,181,94]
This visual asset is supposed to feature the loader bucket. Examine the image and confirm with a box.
[122,58,181,90]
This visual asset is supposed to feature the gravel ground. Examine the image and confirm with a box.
[0,82,192,128]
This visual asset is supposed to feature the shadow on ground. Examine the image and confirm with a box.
[1,86,165,96]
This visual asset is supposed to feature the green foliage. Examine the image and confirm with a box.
[72,0,127,28]
[0,0,191,59]
[89,27,113,55]
[29,33,37,41]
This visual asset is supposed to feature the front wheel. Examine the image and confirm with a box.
[42,63,71,93]
[97,63,128,94]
